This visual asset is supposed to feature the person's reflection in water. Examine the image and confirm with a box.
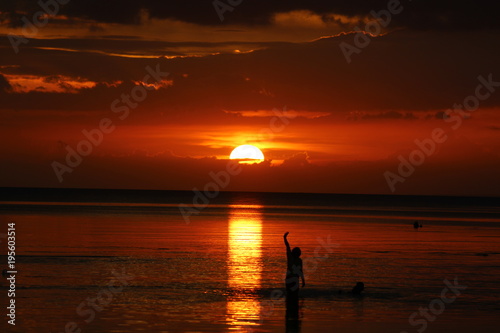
[283,232,304,333]
[285,294,302,333]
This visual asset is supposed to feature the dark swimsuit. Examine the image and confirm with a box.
[285,253,302,296]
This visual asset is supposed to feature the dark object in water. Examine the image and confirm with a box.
[413,221,423,229]
[351,282,365,295]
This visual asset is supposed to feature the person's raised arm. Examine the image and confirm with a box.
[284,231,291,254]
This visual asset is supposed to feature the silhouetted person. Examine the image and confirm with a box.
[283,232,305,332]
[284,232,305,298]
[413,221,422,229]
[351,282,365,295]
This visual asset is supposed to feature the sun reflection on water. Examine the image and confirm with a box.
[226,205,263,329]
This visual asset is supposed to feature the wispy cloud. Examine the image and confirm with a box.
[224,109,330,119]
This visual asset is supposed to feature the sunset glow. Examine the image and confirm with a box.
[0,1,499,196]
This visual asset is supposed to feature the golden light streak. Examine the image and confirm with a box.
[226,206,263,328]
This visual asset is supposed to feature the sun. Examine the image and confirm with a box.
[229,145,265,164]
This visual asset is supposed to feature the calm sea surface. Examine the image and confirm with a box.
[1,190,499,332]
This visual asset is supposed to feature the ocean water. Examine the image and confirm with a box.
[1,190,500,333]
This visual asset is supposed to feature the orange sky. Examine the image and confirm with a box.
[1,2,500,196]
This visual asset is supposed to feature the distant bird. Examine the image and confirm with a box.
[413,221,423,229]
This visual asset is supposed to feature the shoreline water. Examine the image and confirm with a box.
[2,186,500,205]
[1,188,499,332]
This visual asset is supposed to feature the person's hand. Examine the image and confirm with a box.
[284,231,289,237]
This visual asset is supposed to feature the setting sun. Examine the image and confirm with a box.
[229,145,265,164]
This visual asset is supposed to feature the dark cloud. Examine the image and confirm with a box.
[0,36,283,59]
[281,152,310,168]
[0,74,12,92]
[347,111,418,121]
[1,30,500,118]
[2,0,500,29]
